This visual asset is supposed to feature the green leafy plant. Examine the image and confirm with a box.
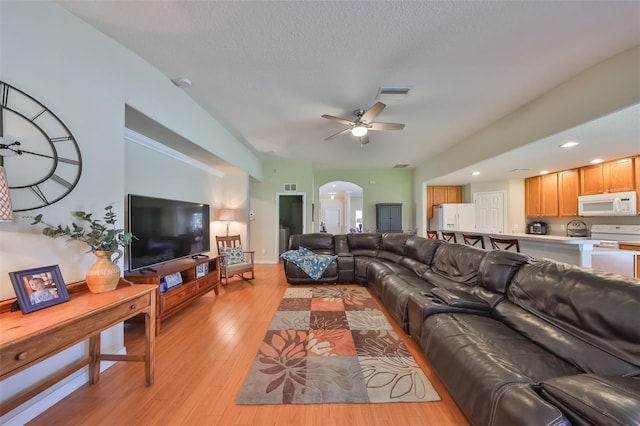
[28,204,135,252]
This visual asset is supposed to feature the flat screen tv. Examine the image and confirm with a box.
[127,194,210,271]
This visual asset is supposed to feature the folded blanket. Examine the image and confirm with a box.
[280,246,337,280]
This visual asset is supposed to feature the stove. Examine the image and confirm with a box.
[590,224,640,249]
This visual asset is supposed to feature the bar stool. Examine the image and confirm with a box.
[462,233,485,249]
[441,231,457,243]
[426,230,439,239]
[489,236,520,252]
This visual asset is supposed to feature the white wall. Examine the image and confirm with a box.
[0,2,256,423]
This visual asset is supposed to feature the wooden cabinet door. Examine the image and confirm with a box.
[605,157,635,193]
[541,173,558,216]
[431,186,448,205]
[426,185,462,219]
[580,164,604,195]
[558,169,579,216]
[426,186,433,219]
[446,186,462,203]
[525,176,541,217]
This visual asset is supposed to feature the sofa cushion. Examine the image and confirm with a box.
[540,375,640,426]
[288,233,335,254]
[423,242,487,288]
[347,233,381,257]
[281,246,337,280]
[422,313,580,426]
[404,237,443,265]
[471,250,532,308]
[219,245,245,265]
[380,233,410,255]
[506,259,640,372]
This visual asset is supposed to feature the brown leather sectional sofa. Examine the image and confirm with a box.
[283,232,640,426]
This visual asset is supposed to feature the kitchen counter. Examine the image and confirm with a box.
[592,247,639,279]
[437,230,639,279]
[439,230,599,268]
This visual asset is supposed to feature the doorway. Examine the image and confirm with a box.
[473,191,506,233]
[277,193,305,256]
[318,181,363,233]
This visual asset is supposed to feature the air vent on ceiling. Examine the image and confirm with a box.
[393,164,409,168]
[284,183,297,192]
[511,168,529,172]
[376,87,410,101]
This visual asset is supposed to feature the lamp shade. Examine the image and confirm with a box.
[0,166,14,221]
[215,208,237,222]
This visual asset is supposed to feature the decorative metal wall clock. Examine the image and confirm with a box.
[0,81,82,212]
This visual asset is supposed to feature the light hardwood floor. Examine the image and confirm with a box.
[28,264,468,426]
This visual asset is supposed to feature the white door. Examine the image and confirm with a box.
[474,191,505,233]
[325,208,341,234]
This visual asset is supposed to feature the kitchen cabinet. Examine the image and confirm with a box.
[619,243,640,278]
[558,169,579,216]
[635,156,640,213]
[426,185,462,219]
[525,173,558,217]
[376,203,402,232]
[580,157,635,195]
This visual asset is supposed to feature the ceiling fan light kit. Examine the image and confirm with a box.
[351,126,368,137]
[321,101,405,144]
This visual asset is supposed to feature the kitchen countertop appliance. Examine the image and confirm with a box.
[527,221,547,235]
[590,224,640,249]
[566,220,587,237]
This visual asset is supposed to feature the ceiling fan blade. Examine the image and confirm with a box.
[357,134,370,146]
[321,114,355,126]
[325,128,352,141]
[368,122,405,131]
[359,102,386,124]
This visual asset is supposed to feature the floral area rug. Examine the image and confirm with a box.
[236,286,440,405]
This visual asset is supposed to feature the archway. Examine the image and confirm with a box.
[318,181,364,234]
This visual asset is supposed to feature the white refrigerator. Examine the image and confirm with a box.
[432,203,476,231]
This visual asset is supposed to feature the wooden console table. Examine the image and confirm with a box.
[0,283,156,416]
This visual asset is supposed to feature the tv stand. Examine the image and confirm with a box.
[125,256,220,334]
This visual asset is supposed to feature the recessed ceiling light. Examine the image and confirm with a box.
[560,141,579,148]
[171,77,192,87]
[471,171,480,176]
[590,158,604,164]
[540,170,549,175]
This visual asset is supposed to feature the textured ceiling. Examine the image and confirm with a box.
[57,0,639,180]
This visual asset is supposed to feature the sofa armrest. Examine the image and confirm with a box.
[429,287,491,312]
[540,374,640,426]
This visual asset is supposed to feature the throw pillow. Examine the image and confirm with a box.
[219,245,245,265]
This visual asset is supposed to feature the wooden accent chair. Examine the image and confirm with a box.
[215,235,255,285]
[462,233,485,249]
[440,231,457,243]
[426,230,439,240]
[489,236,521,253]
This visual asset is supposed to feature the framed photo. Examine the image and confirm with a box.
[163,271,183,289]
[196,263,209,278]
[9,265,70,314]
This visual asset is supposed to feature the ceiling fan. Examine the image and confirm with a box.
[321,102,405,145]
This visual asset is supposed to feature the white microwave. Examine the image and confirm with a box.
[578,191,637,216]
